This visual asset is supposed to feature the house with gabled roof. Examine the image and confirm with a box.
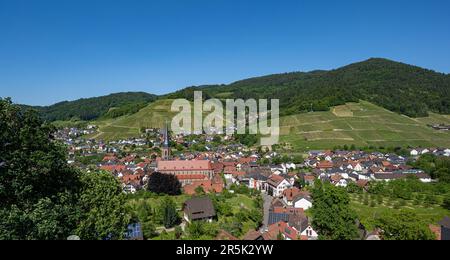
[267,174,292,197]
[183,197,216,223]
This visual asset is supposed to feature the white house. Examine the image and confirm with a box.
[411,148,430,156]
[444,149,450,157]
[267,175,292,197]
[293,197,313,211]
[301,225,319,240]
[347,163,363,172]
[335,179,348,188]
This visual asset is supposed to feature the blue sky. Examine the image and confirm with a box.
[1,0,449,106]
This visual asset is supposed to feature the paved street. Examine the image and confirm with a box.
[261,193,273,231]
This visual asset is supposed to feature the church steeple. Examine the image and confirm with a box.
[162,121,171,160]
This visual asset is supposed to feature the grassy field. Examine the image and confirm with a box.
[85,99,450,149]
[280,101,450,150]
[86,99,178,140]
[349,193,450,231]
[127,194,190,211]
[127,193,260,240]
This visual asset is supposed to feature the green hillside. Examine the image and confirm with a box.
[21,92,157,121]
[88,99,177,140]
[88,99,450,150]
[280,101,450,150]
[167,58,450,118]
[20,58,450,122]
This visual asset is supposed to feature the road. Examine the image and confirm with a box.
[261,193,273,231]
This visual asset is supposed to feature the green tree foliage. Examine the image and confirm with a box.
[375,210,436,240]
[347,182,363,194]
[76,171,131,240]
[195,186,206,195]
[0,98,82,239]
[367,177,450,201]
[443,197,450,210]
[102,102,149,119]
[129,200,157,239]
[187,221,205,239]
[147,172,182,196]
[311,180,359,240]
[411,154,450,183]
[167,58,450,118]
[235,133,259,147]
[22,92,157,121]
[157,197,179,229]
[0,98,130,240]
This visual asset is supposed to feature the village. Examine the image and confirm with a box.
[54,125,450,241]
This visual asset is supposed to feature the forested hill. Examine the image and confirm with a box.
[166,58,450,117]
[16,58,450,121]
[21,92,157,121]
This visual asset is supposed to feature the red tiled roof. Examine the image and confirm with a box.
[176,175,209,180]
[103,155,117,162]
[226,171,246,177]
[183,175,224,195]
[238,157,257,164]
[121,174,142,183]
[429,225,441,240]
[212,162,224,172]
[304,175,316,182]
[282,187,303,202]
[243,230,263,240]
[264,222,298,240]
[267,174,286,186]
[215,230,238,241]
[157,160,213,171]
[100,164,127,172]
[382,161,392,167]
[317,161,334,169]
[136,162,148,168]
[330,175,343,182]
[356,180,369,188]
[272,207,304,215]
[222,161,237,167]
[224,166,237,173]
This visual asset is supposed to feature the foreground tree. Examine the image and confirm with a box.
[76,171,131,240]
[147,172,182,195]
[443,197,450,210]
[0,99,130,240]
[157,196,179,228]
[0,98,82,239]
[375,210,435,240]
[310,180,359,240]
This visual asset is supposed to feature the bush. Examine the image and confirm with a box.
[443,197,450,210]
[147,172,182,195]
[363,197,369,206]
[399,199,407,207]
[377,195,383,205]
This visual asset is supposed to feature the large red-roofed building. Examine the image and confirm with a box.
[156,160,214,186]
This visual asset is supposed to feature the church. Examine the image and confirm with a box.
[156,125,214,186]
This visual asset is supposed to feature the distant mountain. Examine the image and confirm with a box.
[166,58,450,117]
[17,58,450,121]
[22,92,157,121]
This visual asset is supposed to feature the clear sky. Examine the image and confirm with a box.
[1,0,449,106]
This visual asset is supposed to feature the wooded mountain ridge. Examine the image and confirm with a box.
[15,58,450,121]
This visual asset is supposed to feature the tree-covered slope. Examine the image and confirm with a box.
[167,58,450,117]
[22,92,157,121]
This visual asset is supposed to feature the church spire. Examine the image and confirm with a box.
[162,121,171,160]
[163,121,169,148]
